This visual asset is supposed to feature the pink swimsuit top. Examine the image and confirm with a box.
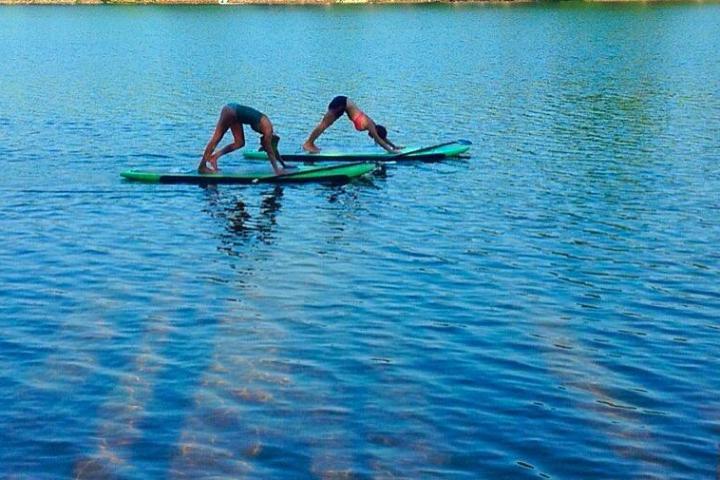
[350,111,368,131]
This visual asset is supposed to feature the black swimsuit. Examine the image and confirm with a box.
[328,96,348,114]
[227,103,264,132]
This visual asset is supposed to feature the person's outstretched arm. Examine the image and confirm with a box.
[261,133,284,175]
[367,122,399,153]
[384,138,402,150]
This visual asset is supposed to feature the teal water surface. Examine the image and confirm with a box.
[1,3,719,479]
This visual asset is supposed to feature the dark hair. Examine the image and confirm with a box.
[373,125,388,140]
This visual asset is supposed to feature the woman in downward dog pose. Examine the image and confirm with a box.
[302,96,400,154]
[199,103,285,174]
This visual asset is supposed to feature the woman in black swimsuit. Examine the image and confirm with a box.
[199,103,285,174]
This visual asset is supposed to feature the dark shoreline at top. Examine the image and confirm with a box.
[2,0,715,5]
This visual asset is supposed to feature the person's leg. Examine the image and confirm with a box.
[200,106,234,172]
[303,110,341,153]
[207,121,245,171]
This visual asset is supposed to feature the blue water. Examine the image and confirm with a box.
[1,3,719,478]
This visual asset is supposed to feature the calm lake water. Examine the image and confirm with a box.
[1,3,720,478]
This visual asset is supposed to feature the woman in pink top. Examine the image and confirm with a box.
[303,96,400,154]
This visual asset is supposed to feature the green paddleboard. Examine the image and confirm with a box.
[121,162,377,185]
[243,142,471,163]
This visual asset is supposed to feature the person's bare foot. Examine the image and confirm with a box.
[302,142,320,154]
[198,162,217,174]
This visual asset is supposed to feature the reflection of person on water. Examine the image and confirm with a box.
[302,96,401,154]
[201,184,285,253]
[223,186,283,246]
[199,103,286,175]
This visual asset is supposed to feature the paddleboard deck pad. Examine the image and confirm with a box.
[121,162,377,184]
[243,142,471,163]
